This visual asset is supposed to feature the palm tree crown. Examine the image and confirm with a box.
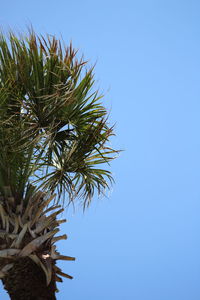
[0,31,117,209]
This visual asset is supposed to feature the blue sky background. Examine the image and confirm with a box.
[1,1,200,299]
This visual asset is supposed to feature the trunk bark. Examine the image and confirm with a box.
[1,257,57,300]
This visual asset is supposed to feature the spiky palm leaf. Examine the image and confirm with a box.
[0,30,117,298]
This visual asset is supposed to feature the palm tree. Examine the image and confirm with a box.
[0,30,117,299]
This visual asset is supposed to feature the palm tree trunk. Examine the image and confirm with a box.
[0,189,74,300]
[2,257,57,300]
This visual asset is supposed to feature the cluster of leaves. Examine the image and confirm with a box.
[0,31,117,208]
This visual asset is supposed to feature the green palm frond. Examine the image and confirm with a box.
[0,30,118,208]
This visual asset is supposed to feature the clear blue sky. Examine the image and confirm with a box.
[1,1,200,299]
